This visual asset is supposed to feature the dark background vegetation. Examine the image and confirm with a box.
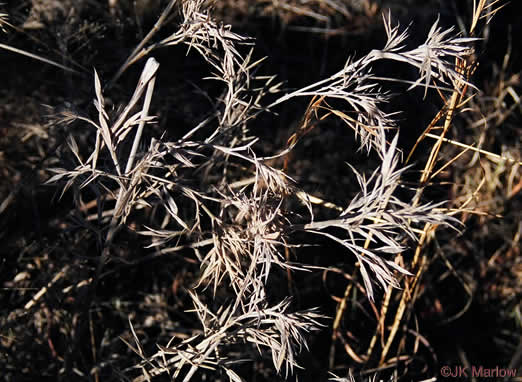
[1,0,520,381]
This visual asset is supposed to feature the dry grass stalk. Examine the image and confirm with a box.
[2,0,516,380]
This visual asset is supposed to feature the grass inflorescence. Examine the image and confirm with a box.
[1,0,519,381]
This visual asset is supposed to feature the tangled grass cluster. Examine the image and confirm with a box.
[1,0,519,381]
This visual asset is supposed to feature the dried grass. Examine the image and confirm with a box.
[1,0,519,381]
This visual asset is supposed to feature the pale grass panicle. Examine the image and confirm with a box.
[42,0,493,380]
